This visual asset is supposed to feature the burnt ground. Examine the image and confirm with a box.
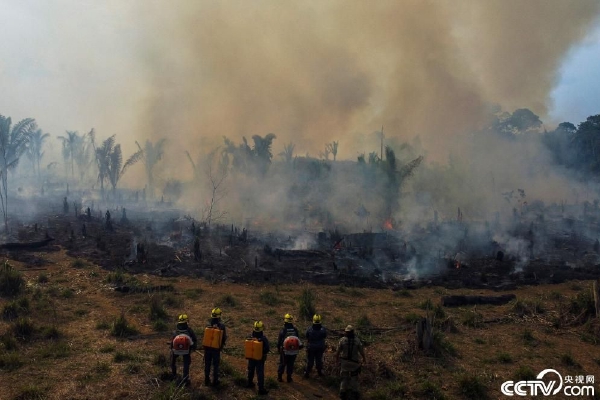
[5,194,600,294]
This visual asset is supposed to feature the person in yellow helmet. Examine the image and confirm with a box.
[336,325,366,400]
[246,321,270,396]
[170,314,198,386]
[276,313,302,383]
[203,307,227,386]
[304,314,327,378]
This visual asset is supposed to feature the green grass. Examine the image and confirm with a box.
[560,352,580,368]
[457,374,488,400]
[356,315,372,330]
[111,312,139,337]
[94,361,111,375]
[61,288,74,298]
[99,345,115,353]
[404,312,421,325]
[37,273,49,284]
[259,291,279,306]
[37,341,70,359]
[496,352,513,364]
[462,309,483,328]
[419,381,446,399]
[513,365,535,381]
[149,296,168,321]
[96,320,110,330]
[114,351,136,363]
[219,294,238,307]
[14,384,46,400]
[394,289,413,298]
[184,288,203,300]
[13,317,36,340]
[0,352,23,371]
[41,326,62,340]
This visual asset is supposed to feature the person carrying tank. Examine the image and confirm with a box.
[277,313,302,383]
[170,314,198,386]
[246,321,270,395]
[304,314,327,378]
[203,307,227,386]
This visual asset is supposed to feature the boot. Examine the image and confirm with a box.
[287,375,293,383]
[277,375,283,382]
[246,380,255,388]
[258,388,269,395]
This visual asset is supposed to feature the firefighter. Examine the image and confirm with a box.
[277,313,302,383]
[304,314,327,378]
[204,308,227,386]
[246,321,270,395]
[170,314,198,386]
[336,325,366,400]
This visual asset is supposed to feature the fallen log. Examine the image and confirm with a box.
[0,238,55,250]
[441,294,516,307]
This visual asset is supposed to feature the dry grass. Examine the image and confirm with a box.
[0,249,599,399]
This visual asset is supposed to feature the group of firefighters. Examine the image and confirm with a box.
[170,308,366,399]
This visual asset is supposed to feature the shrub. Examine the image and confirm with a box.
[152,319,169,332]
[1,333,18,350]
[14,385,46,399]
[153,353,168,367]
[419,381,446,399]
[41,326,61,340]
[13,317,36,340]
[395,289,413,298]
[94,361,111,374]
[0,262,25,297]
[560,353,580,368]
[497,352,513,363]
[61,288,74,298]
[220,294,238,307]
[298,288,316,320]
[462,309,484,328]
[37,274,49,284]
[404,312,421,325]
[114,351,135,363]
[457,374,488,400]
[2,302,19,320]
[149,296,168,321]
[96,320,110,330]
[522,329,535,343]
[184,288,203,300]
[161,292,182,308]
[111,312,138,337]
[419,299,434,310]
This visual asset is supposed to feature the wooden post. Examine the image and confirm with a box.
[593,279,600,318]
[416,316,433,351]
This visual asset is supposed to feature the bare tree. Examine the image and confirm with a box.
[203,149,228,228]
[278,142,295,164]
[25,129,50,178]
[136,138,167,199]
[57,131,79,180]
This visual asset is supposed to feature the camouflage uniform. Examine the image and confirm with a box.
[336,325,365,400]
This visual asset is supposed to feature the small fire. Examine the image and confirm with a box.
[455,260,461,269]
[383,219,393,230]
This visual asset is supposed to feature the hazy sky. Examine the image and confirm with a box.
[1,1,599,162]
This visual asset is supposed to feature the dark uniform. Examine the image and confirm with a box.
[170,316,198,385]
[304,317,327,377]
[204,311,227,386]
[247,322,270,395]
[277,315,301,383]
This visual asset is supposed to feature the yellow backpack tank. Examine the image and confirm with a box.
[202,327,223,349]
[244,339,263,360]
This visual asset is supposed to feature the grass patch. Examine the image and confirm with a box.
[111,312,139,337]
[14,385,46,400]
[184,288,203,300]
[462,309,484,328]
[356,315,372,330]
[13,317,36,340]
[496,352,513,364]
[114,351,136,363]
[419,298,434,310]
[432,331,457,357]
[522,329,535,343]
[41,326,62,340]
[560,352,580,368]
[1,333,18,350]
[219,294,238,308]
[259,291,279,306]
[162,292,182,308]
[457,374,488,400]
[0,352,23,371]
[71,258,87,268]
[37,273,49,284]
[94,361,111,375]
[152,319,169,332]
[511,299,545,316]
[61,288,74,298]
[96,320,110,330]
[298,287,316,320]
[474,337,485,345]
[513,365,536,381]
[368,381,407,399]
[74,309,88,317]
[37,341,70,359]
[394,289,413,298]
[404,312,421,325]
[419,381,446,399]
[0,261,25,297]
[153,353,168,367]
[265,376,280,390]
[99,345,115,353]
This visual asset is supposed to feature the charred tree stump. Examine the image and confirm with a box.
[594,279,600,318]
[416,316,433,351]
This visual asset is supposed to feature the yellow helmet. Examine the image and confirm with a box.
[211,308,222,318]
[312,314,322,324]
[253,321,264,332]
[178,314,189,323]
[284,313,294,323]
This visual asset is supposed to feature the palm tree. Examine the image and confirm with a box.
[251,133,276,175]
[106,143,143,198]
[26,129,50,178]
[0,115,37,231]
[90,132,114,198]
[73,134,93,184]
[57,131,79,180]
[136,138,166,198]
[278,142,295,164]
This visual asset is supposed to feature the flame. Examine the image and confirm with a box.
[383,219,393,230]
[455,260,461,269]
